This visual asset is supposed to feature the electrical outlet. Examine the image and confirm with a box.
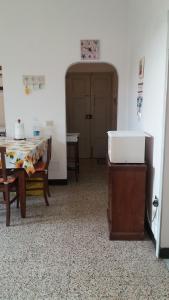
[46,120,54,127]
[153,196,159,207]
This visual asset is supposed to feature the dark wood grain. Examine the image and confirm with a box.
[107,160,147,240]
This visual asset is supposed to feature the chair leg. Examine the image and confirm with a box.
[47,181,51,197]
[16,180,20,208]
[45,171,51,197]
[43,175,49,206]
[16,197,19,208]
[4,187,10,226]
[44,190,49,206]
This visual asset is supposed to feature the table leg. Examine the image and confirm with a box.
[18,169,26,218]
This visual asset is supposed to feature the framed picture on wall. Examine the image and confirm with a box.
[81,40,100,60]
[0,66,3,91]
[139,57,145,79]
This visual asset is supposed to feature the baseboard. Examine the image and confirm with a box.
[159,248,169,259]
[145,220,169,258]
[49,179,68,185]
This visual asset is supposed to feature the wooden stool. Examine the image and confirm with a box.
[67,133,80,181]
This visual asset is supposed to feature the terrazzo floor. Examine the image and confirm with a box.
[0,159,169,299]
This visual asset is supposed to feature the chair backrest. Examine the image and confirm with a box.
[46,137,52,167]
[0,147,7,180]
[0,132,6,137]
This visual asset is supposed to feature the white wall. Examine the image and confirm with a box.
[0,0,129,179]
[127,0,169,247]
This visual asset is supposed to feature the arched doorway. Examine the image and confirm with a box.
[66,63,118,159]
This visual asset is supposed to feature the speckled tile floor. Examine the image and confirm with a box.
[0,159,169,300]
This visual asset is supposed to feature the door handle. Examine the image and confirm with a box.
[85,114,93,119]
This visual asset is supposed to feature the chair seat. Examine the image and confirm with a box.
[34,161,47,172]
[0,176,16,184]
[25,137,51,207]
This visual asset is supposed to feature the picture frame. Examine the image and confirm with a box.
[0,66,3,91]
[23,75,45,95]
[81,40,99,60]
[139,57,145,79]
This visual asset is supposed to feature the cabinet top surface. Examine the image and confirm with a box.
[108,159,147,169]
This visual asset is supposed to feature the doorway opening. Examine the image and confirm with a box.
[66,63,118,162]
[66,63,118,182]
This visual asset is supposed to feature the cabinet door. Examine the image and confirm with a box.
[109,165,146,240]
[108,166,114,223]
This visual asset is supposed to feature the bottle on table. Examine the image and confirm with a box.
[14,119,25,140]
[32,118,41,137]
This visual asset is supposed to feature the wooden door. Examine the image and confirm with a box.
[66,74,91,158]
[91,74,112,158]
[66,72,116,159]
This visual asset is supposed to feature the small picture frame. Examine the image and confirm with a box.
[23,75,45,95]
[81,40,99,60]
[139,57,145,79]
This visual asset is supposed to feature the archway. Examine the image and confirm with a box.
[66,62,118,160]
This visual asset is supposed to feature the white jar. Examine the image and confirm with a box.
[14,119,25,139]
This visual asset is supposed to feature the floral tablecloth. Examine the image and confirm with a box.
[0,137,47,175]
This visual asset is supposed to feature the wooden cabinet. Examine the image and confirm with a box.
[107,160,147,240]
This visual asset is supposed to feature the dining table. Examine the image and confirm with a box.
[0,137,48,218]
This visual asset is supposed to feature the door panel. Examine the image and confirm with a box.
[91,74,112,158]
[66,72,114,159]
[66,74,91,158]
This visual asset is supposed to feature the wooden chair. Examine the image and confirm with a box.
[0,127,6,137]
[26,137,52,206]
[0,147,19,226]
